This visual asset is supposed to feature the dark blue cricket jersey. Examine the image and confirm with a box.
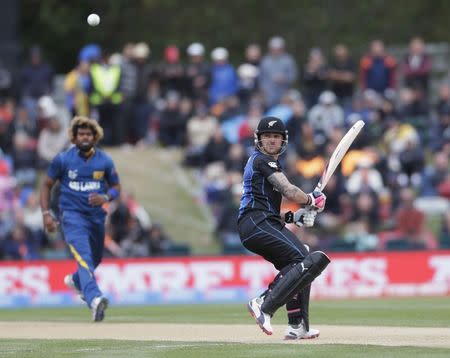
[47,146,119,216]
[238,149,282,220]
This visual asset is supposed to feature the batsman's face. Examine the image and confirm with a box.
[260,133,283,155]
[75,128,95,152]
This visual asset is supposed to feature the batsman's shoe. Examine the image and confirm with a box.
[64,274,85,301]
[91,296,109,322]
[247,297,273,335]
[284,322,320,340]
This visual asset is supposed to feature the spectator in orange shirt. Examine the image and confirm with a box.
[360,40,396,94]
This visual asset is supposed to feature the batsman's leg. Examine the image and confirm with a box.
[261,251,330,316]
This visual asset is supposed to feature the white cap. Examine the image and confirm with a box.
[38,96,58,118]
[133,42,150,59]
[187,42,205,56]
[237,63,259,79]
[268,36,285,49]
[211,47,229,61]
[109,53,123,66]
[318,91,337,105]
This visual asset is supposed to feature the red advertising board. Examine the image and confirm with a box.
[0,251,449,307]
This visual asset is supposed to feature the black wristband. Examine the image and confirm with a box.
[305,195,312,206]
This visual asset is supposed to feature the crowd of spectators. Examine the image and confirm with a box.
[0,35,449,260]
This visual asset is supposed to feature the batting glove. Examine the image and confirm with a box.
[306,191,326,212]
[285,209,317,227]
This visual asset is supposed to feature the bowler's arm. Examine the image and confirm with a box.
[40,176,59,232]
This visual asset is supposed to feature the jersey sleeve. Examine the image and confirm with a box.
[254,154,282,178]
[47,153,64,180]
[104,156,120,186]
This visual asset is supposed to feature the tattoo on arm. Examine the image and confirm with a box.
[267,172,308,204]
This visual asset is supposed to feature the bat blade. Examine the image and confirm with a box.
[315,120,365,192]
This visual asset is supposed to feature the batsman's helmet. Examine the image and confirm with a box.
[254,116,288,155]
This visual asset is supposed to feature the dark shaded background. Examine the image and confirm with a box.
[16,0,450,72]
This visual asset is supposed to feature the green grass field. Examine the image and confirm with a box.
[0,297,449,357]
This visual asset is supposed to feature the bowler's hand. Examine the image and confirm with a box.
[89,193,108,206]
[43,212,59,233]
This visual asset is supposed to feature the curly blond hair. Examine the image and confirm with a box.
[68,116,104,144]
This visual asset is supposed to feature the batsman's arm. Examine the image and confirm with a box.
[267,172,310,205]
[40,176,58,232]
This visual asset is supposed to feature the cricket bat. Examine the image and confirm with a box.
[315,119,365,193]
[289,120,365,225]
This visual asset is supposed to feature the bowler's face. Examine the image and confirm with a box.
[76,128,95,151]
[260,133,283,155]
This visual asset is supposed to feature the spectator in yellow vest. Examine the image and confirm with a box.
[88,51,124,145]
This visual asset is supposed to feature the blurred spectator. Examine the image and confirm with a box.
[295,121,325,161]
[13,104,37,140]
[19,46,54,123]
[118,43,138,143]
[158,45,185,95]
[158,91,185,147]
[431,83,450,151]
[435,82,450,114]
[339,191,379,252]
[237,63,260,105]
[397,87,428,118]
[392,187,429,249]
[203,127,230,166]
[177,96,194,145]
[0,98,15,153]
[421,152,450,196]
[285,96,307,147]
[148,223,171,256]
[120,43,138,102]
[132,42,155,144]
[208,47,238,105]
[308,91,344,139]
[21,188,46,246]
[237,43,262,105]
[398,137,425,188]
[439,211,450,248]
[401,37,432,95]
[346,159,384,195]
[12,131,37,186]
[0,60,13,98]
[259,36,298,107]
[328,44,356,109]
[120,216,151,257]
[88,50,124,145]
[184,103,218,167]
[360,39,396,94]
[303,47,328,108]
[0,158,15,214]
[1,223,40,260]
[224,143,248,173]
[215,183,242,253]
[37,108,69,168]
[107,192,132,245]
[218,95,244,122]
[64,60,91,116]
[244,43,262,67]
[238,102,264,151]
[185,42,210,101]
[316,175,347,230]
